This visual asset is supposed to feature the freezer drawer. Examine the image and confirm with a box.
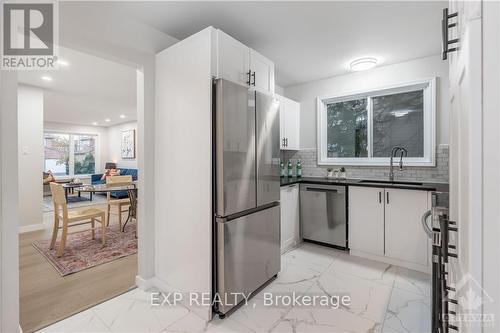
[216,205,280,315]
[300,184,347,249]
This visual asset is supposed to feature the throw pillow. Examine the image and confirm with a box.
[43,171,55,185]
[101,168,121,180]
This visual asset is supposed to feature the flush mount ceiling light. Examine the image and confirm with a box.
[349,58,378,72]
[119,114,126,119]
[92,122,98,126]
[104,118,111,122]
[41,75,52,82]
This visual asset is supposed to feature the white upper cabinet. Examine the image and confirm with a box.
[217,30,250,87]
[277,95,300,150]
[216,30,275,93]
[249,49,275,93]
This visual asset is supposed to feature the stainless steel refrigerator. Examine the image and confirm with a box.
[213,79,281,317]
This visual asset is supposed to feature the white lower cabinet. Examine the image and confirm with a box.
[280,184,300,253]
[384,188,429,266]
[348,186,430,272]
[349,186,385,256]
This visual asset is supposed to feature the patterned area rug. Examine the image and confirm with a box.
[33,224,137,276]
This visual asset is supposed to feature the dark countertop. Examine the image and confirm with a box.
[280,176,448,192]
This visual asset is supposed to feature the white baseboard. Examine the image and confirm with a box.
[281,237,301,254]
[135,275,155,290]
[18,223,46,234]
[350,249,430,274]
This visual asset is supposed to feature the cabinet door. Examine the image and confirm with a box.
[280,184,300,253]
[278,95,300,150]
[278,96,287,149]
[250,49,274,93]
[217,30,250,86]
[385,189,429,265]
[348,186,384,256]
[284,99,300,150]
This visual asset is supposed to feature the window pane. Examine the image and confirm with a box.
[372,90,424,157]
[73,135,96,175]
[326,99,368,157]
[44,133,70,176]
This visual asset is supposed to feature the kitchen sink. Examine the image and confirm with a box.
[358,179,424,186]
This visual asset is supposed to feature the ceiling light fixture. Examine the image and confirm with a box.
[349,57,378,72]
[119,115,126,119]
[41,75,52,82]
[104,118,111,122]
[92,122,98,126]
[57,59,69,67]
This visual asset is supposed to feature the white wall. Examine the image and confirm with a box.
[284,54,449,149]
[275,84,284,95]
[18,86,44,230]
[0,4,179,330]
[155,27,213,321]
[0,70,20,333]
[482,1,500,328]
[44,121,109,174]
[106,121,138,169]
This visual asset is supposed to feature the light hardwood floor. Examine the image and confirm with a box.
[19,203,137,333]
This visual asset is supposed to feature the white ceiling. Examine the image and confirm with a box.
[18,1,445,127]
[120,1,446,87]
[18,46,137,127]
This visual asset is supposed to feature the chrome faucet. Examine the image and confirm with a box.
[389,146,408,181]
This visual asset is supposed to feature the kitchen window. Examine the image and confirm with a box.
[44,132,97,176]
[317,78,436,166]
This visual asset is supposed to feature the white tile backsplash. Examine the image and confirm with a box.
[281,144,449,183]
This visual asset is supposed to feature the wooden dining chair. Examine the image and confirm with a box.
[106,175,133,230]
[49,183,107,257]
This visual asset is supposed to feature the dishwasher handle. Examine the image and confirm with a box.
[306,188,338,193]
[300,184,345,194]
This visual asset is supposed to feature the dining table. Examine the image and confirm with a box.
[77,182,138,232]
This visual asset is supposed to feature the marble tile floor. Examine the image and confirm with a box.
[38,243,431,333]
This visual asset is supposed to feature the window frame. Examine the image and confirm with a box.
[44,130,100,177]
[316,77,436,166]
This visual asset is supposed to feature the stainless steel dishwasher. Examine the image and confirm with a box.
[300,184,348,250]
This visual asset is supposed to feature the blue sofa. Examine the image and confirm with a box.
[91,168,138,198]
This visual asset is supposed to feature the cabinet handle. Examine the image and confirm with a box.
[285,138,288,147]
[378,191,381,203]
[386,191,389,204]
[246,70,252,86]
[251,71,256,86]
